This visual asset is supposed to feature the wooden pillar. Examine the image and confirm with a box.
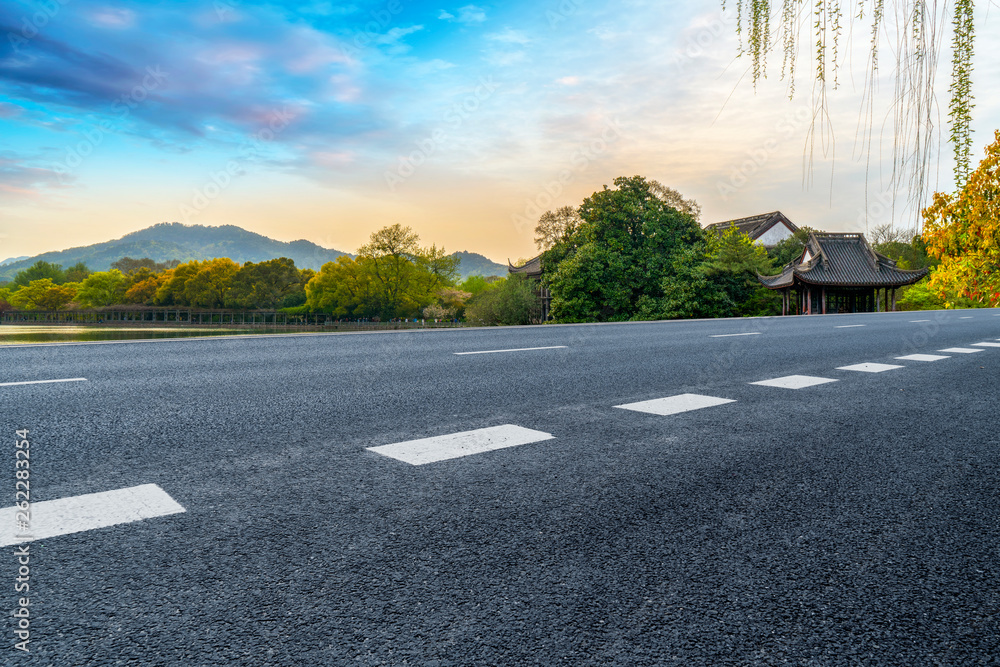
[891,288,897,312]
[822,286,827,314]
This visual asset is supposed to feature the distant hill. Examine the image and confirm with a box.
[0,222,510,283]
[452,251,507,280]
[0,223,350,281]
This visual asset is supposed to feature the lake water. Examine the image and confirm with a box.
[0,325,297,345]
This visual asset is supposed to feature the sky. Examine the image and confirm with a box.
[1,0,998,263]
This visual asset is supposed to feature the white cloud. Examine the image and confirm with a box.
[437,10,455,20]
[488,28,530,45]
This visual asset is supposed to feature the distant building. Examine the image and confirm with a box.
[507,255,551,321]
[705,211,799,247]
[758,232,928,315]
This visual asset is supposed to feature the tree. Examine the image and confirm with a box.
[124,277,162,304]
[357,224,422,318]
[543,176,705,322]
[228,258,307,309]
[155,261,205,305]
[14,261,65,286]
[464,275,539,325]
[9,279,77,310]
[305,256,379,317]
[75,270,128,307]
[703,225,779,316]
[767,226,817,268]
[534,206,583,251]
[184,258,240,308]
[727,0,977,215]
[922,129,1000,307]
[111,257,179,274]
[64,262,91,283]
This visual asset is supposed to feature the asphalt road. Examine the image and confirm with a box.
[2,308,999,666]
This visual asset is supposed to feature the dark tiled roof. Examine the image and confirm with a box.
[759,232,929,288]
[705,211,799,242]
[508,254,542,277]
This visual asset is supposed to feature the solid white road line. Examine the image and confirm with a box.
[896,354,950,362]
[0,378,87,387]
[837,362,905,373]
[615,393,735,416]
[709,333,761,338]
[835,325,866,328]
[971,342,1000,347]
[960,316,973,319]
[367,425,555,465]
[0,484,185,547]
[750,375,838,389]
[939,347,983,354]
[454,346,567,355]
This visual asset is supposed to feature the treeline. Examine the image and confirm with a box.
[0,225,538,323]
[532,176,946,321]
[534,176,799,321]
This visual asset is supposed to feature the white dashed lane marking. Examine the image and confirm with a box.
[709,333,761,338]
[751,375,838,389]
[897,354,950,362]
[971,342,1000,348]
[910,320,930,323]
[367,425,555,465]
[939,347,983,354]
[960,316,973,319]
[0,484,185,547]
[0,378,87,387]
[837,363,905,373]
[454,346,567,355]
[615,393,735,416]
[835,325,866,328]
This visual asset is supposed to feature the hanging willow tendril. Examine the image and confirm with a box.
[949,0,975,185]
[728,0,976,232]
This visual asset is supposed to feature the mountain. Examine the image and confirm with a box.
[452,251,507,280]
[0,222,510,283]
[0,223,350,281]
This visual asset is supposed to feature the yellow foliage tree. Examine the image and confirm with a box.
[922,130,1000,308]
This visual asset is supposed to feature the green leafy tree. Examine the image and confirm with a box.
[703,225,779,316]
[766,226,817,268]
[228,258,308,309]
[459,275,493,296]
[75,270,128,308]
[184,258,240,308]
[14,261,66,286]
[305,256,379,317]
[155,260,205,305]
[464,275,539,325]
[543,176,705,322]
[9,279,77,310]
[64,262,91,283]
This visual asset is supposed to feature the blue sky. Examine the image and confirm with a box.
[1,0,998,262]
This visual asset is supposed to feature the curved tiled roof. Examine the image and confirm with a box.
[508,254,542,277]
[759,232,928,288]
[705,211,799,242]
